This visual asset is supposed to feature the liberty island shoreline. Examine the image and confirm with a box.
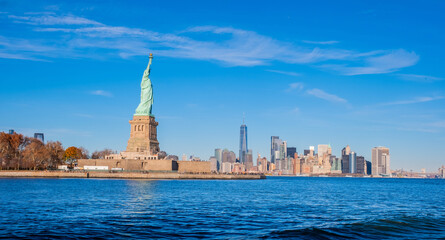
[0,171,265,180]
[0,170,438,180]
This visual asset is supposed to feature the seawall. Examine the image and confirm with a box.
[0,171,266,180]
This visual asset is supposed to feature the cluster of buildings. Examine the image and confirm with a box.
[440,166,445,178]
[209,122,392,177]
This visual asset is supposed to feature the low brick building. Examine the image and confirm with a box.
[77,159,178,172]
[177,161,211,173]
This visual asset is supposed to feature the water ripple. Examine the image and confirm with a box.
[0,177,444,239]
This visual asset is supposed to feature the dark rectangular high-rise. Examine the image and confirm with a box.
[270,136,281,164]
[356,156,366,174]
[341,145,351,173]
[34,133,44,143]
[366,160,372,175]
[287,147,297,158]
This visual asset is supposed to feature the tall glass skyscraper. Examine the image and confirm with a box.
[270,136,282,164]
[239,123,248,164]
[215,148,222,171]
[349,152,357,174]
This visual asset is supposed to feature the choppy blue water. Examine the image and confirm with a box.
[0,177,444,239]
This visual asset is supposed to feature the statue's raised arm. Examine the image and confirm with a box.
[145,53,153,76]
[135,53,154,116]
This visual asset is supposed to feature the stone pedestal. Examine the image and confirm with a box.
[126,115,160,154]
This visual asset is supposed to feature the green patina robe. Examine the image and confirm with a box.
[135,56,154,116]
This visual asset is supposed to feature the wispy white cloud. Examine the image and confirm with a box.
[267,69,301,77]
[396,74,443,82]
[382,96,444,106]
[306,88,347,103]
[428,121,445,128]
[1,12,419,74]
[321,49,419,75]
[302,40,339,45]
[286,82,304,92]
[8,14,102,26]
[0,35,60,61]
[90,90,113,97]
[0,52,43,61]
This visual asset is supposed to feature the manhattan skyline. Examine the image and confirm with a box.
[1,0,444,171]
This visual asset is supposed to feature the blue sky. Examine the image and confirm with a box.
[1,0,444,171]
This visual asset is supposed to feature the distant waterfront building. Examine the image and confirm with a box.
[245,150,253,171]
[182,154,187,161]
[439,166,445,178]
[8,129,14,134]
[309,146,315,157]
[317,144,331,166]
[34,133,44,143]
[221,162,233,173]
[287,147,296,158]
[366,160,372,175]
[356,156,366,175]
[293,157,301,175]
[239,122,248,164]
[300,159,311,174]
[215,149,223,171]
[303,149,310,156]
[349,152,357,174]
[318,144,329,157]
[222,149,236,163]
[330,156,342,173]
[270,136,282,164]
[232,163,245,173]
[209,157,217,172]
[280,141,287,161]
[341,145,351,173]
[372,147,390,176]
[257,155,268,173]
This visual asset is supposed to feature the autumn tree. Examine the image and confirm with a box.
[0,132,29,170]
[91,149,115,159]
[64,146,81,167]
[45,141,65,169]
[22,138,48,170]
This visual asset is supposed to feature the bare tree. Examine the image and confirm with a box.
[158,151,167,159]
[78,147,90,159]
[22,138,48,170]
[0,133,29,170]
[166,155,179,161]
[91,149,115,159]
[46,141,65,169]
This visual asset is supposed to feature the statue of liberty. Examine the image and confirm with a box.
[135,53,154,116]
